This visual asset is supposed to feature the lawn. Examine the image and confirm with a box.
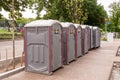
[0,28,12,34]
[0,28,23,39]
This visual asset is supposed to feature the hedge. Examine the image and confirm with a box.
[0,33,23,39]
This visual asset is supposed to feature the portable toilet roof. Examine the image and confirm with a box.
[93,26,98,29]
[81,25,86,27]
[74,24,81,28]
[25,20,61,27]
[61,22,75,28]
[89,25,93,28]
[74,24,82,31]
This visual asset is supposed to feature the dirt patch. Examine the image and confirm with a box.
[109,61,120,80]
[0,62,24,73]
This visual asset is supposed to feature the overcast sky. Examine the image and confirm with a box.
[0,0,119,19]
[97,0,119,15]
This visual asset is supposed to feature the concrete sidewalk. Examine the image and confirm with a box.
[2,41,120,80]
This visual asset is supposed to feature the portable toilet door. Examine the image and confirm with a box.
[93,26,99,48]
[86,26,91,50]
[93,27,96,48]
[81,25,88,54]
[61,22,76,64]
[98,29,101,47]
[95,27,101,48]
[24,20,63,75]
[74,24,82,57]
[89,26,94,49]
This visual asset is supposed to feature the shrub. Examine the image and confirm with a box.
[101,37,107,41]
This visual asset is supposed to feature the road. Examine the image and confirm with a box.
[0,40,24,60]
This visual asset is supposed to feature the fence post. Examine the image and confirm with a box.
[6,48,8,71]
[0,51,1,60]
[21,51,24,67]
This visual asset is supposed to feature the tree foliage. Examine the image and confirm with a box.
[28,0,87,23]
[43,0,72,22]
[109,0,120,32]
[9,11,22,19]
[28,0,47,19]
[83,0,107,27]
[29,0,107,26]
[0,0,107,28]
[0,0,28,19]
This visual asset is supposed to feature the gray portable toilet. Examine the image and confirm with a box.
[93,26,101,48]
[98,29,101,47]
[61,22,76,64]
[89,26,94,49]
[96,27,101,48]
[24,20,63,75]
[93,27,96,48]
[93,27,97,48]
[86,25,91,50]
[74,24,82,57]
[81,25,88,54]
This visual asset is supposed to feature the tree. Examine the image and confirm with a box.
[9,11,22,19]
[43,0,71,22]
[109,0,120,32]
[29,0,107,26]
[83,0,107,27]
[0,0,28,19]
[64,0,87,23]
[28,0,47,19]
[28,0,87,23]
[0,14,3,19]
[43,0,87,23]
[0,0,29,69]
[96,4,107,28]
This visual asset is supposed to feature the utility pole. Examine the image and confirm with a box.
[12,0,15,69]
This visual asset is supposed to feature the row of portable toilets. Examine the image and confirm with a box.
[24,20,101,75]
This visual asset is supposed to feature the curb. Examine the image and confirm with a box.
[0,66,25,80]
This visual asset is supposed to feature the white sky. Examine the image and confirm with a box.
[0,0,119,19]
[97,0,119,15]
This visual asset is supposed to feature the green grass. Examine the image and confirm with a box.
[0,28,12,34]
[0,28,23,39]
[0,28,21,34]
